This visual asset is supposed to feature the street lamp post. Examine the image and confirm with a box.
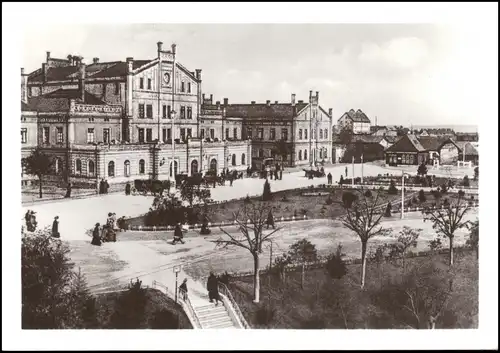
[170,110,176,184]
[173,265,181,303]
[351,155,355,187]
[401,171,410,219]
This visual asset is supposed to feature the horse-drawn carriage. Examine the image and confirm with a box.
[304,168,326,179]
[132,179,170,196]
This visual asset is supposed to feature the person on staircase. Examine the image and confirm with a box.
[179,278,188,301]
[207,272,221,306]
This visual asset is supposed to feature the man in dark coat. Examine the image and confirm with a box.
[52,216,60,238]
[64,182,72,198]
[104,180,110,194]
[266,209,275,229]
[246,166,251,177]
[327,172,333,185]
[91,223,102,246]
[200,216,211,235]
[125,182,131,195]
[345,166,348,178]
[172,223,185,244]
[279,165,283,180]
[207,272,221,306]
[179,278,188,301]
[99,179,105,194]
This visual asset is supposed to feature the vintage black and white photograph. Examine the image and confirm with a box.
[3,2,498,351]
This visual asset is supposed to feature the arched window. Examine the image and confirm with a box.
[298,150,302,160]
[304,149,308,160]
[319,149,323,159]
[139,159,145,174]
[232,154,236,166]
[108,161,115,177]
[259,149,264,158]
[241,153,246,165]
[210,158,217,173]
[75,159,82,175]
[124,160,131,177]
[88,160,95,175]
[191,160,198,175]
[170,160,178,177]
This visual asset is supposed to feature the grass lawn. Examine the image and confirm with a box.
[95,288,192,329]
[227,250,478,329]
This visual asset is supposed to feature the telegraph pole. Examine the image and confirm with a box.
[352,155,355,187]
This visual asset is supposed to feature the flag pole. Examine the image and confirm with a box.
[352,155,355,187]
[361,153,364,184]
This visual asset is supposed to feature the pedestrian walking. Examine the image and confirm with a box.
[104,180,110,194]
[64,182,72,198]
[266,209,275,229]
[52,216,60,238]
[207,272,221,306]
[125,182,131,196]
[345,166,348,177]
[327,172,332,185]
[172,223,185,245]
[91,223,102,246]
[179,278,188,301]
[99,179,105,194]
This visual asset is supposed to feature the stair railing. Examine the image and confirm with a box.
[152,280,202,329]
[218,282,251,329]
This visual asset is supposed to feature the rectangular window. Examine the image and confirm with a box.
[233,128,238,139]
[146,104,153,119]
[210,129,215,139]
[187,128,192,139]
[21,128,27,144]
[146,128,153,142]
[187,82,191,93]
[138,104,145,119]
[314,129,317,139]
[103,128,110,144]
[147,78,152,90]
[167,105,172,118]
[180,106,186,119]
[28,87,33,97]
[200,129,205,139]
[139,78,144,89]
[167,128,172,140]
[257,128,264,140]
[270,128,276,140]
[304,129,308,140]
[225,128,229,140]
[281,128,288,141]
[115,82,120,95]
[247,127,252,139]
[320,129,323,139]
[325,129,328,140]
[181,81,185,92]
[43,127,50,144]
[162,128,167,142]
[299,129,303,140]
[87,128,95,143]
[180,128,186,141]
[162,105,167,119]
[57,127,63,143]
[138,128,145,143]
[187,106,192,119]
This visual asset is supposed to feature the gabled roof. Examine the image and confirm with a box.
[417,136,448,151]
[21,101,34,112]
[24,88,106,112]
[385,134,426,153]
[439,139,479,156]
[220,102,309,120]
[352,135,387,144]
[340,109,371,123]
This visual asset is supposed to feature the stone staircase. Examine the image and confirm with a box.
[192,302,237,329]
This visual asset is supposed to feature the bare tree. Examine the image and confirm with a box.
[466,219,479,260]
[213,203,282,303]
[388,226,422,271]
[340,188,391,288]
[423,193,472,266]
[287,238,318,289]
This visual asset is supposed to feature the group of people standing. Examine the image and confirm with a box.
[91,212,118,246]
[264,164,283,181]
[24,210,37,232]
[98,179,110,194]
[176,272,224,306]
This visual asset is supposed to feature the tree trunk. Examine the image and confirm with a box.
[38,175,43,198]
[301,263,305,289]
[253,252,260,303]
[449,237,454,266]
[360,241,368,288]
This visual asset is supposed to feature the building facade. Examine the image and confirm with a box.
[337,109,371,134]
[21,43,251,189]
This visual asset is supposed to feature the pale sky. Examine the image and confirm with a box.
[22,23,486,127]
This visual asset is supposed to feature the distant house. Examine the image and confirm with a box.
[438,139,479,166]
[426,128,456,138]
[419,129,429,137]
[384,135,430,166]
[417,136,449,164]
[337,109,371,134]
[455,132,479,142]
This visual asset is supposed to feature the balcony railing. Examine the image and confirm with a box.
[218,282,251,329]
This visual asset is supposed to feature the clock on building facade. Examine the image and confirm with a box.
[163,71,171,85]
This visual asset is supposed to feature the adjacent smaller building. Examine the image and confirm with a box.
[384,134,429,166]
[337,109,371,134]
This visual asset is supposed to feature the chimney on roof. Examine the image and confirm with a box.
[266,100,271,107]
[126,57,134,73]
[171,43,177,55]
[196,69,202,80]
[21,68,28,104]
[216,101,220,109]
[251,101,256,105]
[328,108,333,117]
[67,55,73,65]
[291,93,296,106]
[46,51,51,63]
[157,41,163,53]
[78,63,86,102]
[223,98,228,106]
[274,101,278,104]
[202,93,205,101]
[210,94,213,103]
[298,100,304,104]
[42,63,48,83]
[316,91,319,101]
[93,57,99,64]
[309,90,313,102]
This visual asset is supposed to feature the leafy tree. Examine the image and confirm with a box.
[262,179,272,201]
[22,148,53,198]
[418,189,426,203]
[109,278,147,329]
[271,253,292,283]
[22,227,94,329]
[462,175,470,187]
[341,188,391,288]
[423,193,472,266]
[364,189,372,198]
[149,309,180,329]
[213,203,282,303]
[387,227,422,270]
[417,162,428,177]
[388,180,398,195]
[341,191,357,209]
[146,194,188,226]
[288,238,318,289]
[338,125,353,145]
[428,237,443,253]
[180,182,212,207]
[272,139,289,164]
[325,243,348,280]
[466,219,479,260]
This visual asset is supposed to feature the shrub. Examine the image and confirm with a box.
[418,189,426,203]
[325,244,348,280]
[255,305,276,326]
[442,198,450,207]
[458,190,465,198]
[417,162,428,177]
[364,189,372,198]
[440,184,448,194]
[262,179,272,201]
[388,180,398,195]
[384,202,392,217]
[354,177,361,184]
[244,195,252,204]
[426,175,433,187]
[325,195,333,205]
[109,279,147,329]
[428,237,443,252]
[341,191,357,208]
[149,309,180,329]
[339,175,345,185]
[218,271,232,285]
[281,194,290,202]
[462,175,470,187]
